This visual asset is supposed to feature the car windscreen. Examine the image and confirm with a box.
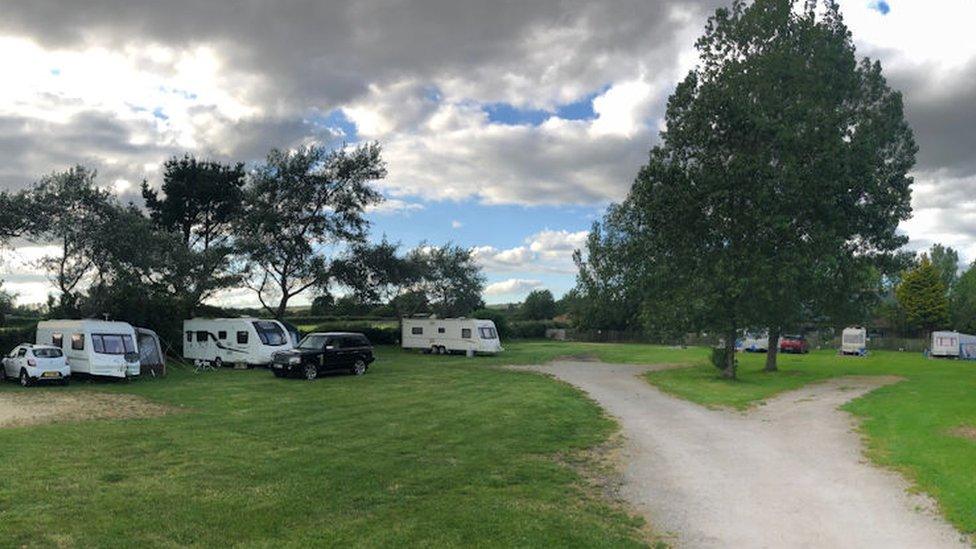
[298,334,329,349]
[33,348,63,358]
[478,327,497,340]
[92,334,136,355]
[253,321,287,346]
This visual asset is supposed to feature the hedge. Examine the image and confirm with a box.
[306,321,400,345]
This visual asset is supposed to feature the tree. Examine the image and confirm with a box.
[27,166,117,315]
[0,190,33,241]
[141,155,246,315]
[309,294,335,316]
[331,238,423,309]
[236,143,386,318]
[896,256,948,336]
[951,262,976,334]
[520,289,556,320]
[577,0,915,378]
[928,243,959,293]
[410,244,485,317]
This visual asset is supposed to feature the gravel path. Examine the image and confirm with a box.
[522,360,968,548]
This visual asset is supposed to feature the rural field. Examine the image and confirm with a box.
[0,341,974,546]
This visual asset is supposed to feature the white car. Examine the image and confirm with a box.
[2,344,72,387]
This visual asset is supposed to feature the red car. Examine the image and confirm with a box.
[779,334,809,354]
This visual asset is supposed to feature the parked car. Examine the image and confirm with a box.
[270,332,374,380]
[778,334,809,354]
[2,344,72,386]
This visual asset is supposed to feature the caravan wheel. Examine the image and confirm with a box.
[213,357,223,369]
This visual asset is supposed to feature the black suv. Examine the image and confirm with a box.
[271,332,374,380]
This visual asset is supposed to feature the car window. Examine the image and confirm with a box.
[356,335,371,347]
[34,348,63,358]
[17,348,27,357]
[298,334,329,350]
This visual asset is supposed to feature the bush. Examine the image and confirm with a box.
[508,320,569,339]
[710,347,735,371]
[0,325,36,354]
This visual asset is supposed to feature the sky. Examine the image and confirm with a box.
[0,0,975,308]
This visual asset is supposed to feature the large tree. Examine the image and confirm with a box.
[27,166,117,314]
[951,262,976,334]
[331,238,424,312]
[410,244,485,317]
[577,0,915,378]
[141,155,246,314]
[521,289,556,320]
[237,143,386,318]
[0,190,33,241]
[896,256,948,336]
[928,243,959,294]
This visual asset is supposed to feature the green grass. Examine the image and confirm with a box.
[644,349,976,536]
[0,341,666,547]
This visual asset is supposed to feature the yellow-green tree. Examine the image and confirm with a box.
[896,256,948,335]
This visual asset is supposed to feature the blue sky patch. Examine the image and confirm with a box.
[306,109,359,142]
[869,0,891,15]
[50,68,60,76]
[484,103,549,126]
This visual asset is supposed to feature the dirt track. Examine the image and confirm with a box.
[521,361,968,548]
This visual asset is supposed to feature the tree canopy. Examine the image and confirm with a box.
[896,256,949,334]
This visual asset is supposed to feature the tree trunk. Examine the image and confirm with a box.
[765,327,780,372]
[721,329,737,379]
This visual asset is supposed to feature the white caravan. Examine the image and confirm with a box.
[183,318,293,367]
[930,331,976,359]
[401,317,503,355]
[36,319,141,378]
[840,326,867,355]
[737,332,769,352]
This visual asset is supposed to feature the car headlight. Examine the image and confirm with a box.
[289,356,301,364]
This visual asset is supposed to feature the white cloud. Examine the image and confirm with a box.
[451,220,463,229]
[484,278,543,296]
[365,198,425,215]
[473,229,587,274]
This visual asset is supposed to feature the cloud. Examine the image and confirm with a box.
[451,220,463,229]
[868,1,890,15]
[484,278,543,296]
[365,198,425,216]
[473,229,588,274]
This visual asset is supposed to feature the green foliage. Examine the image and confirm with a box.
[951,262,976,333]
[508,320,569,339]
[308,321,399,345]
[929,243,960,292]
[709,347,735,372]
[0,189,32,241]
[895,256,949,332]
[0,324,33,353]
[236,143,386,318]
[410,244,485,317]
[575,0,916,374]
[520,289,556,320]
[308,293,335,316]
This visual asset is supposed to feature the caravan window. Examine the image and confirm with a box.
[462,328,472,339]
[71,334,84,350]
[186,331,192,342]
[52,333,63,347]
[478,327,497,340]
[438,327,445,334]
[196,331,209,342]
[237,331,248,344]
[92,334,136,355]
[411,327,423,335]
[218,331,227,340]
[252,321,287,346]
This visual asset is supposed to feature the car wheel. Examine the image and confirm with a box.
[62,377,70,386]
[213,357,223,369]
[303,364,318,381]
[272,368,286,378]
[19,369,31,388]
[352,359,367,376]
[0,366,5,383]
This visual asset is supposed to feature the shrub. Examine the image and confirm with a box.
[470,309,510,338]
[308,322,399,345]
[0,325,36,354]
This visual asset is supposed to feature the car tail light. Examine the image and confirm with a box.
[27,358,37,367]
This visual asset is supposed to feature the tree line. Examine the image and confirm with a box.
[0,143,485,345]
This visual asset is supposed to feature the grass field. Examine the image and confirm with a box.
[0,341,682,547]
[1,341,974,544]
[644,349,976,536]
